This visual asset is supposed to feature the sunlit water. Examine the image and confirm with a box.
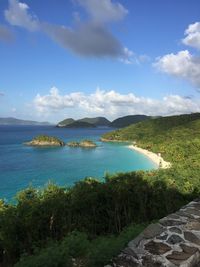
[0,125,157,200]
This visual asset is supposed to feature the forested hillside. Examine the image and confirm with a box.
[1,113,200,266]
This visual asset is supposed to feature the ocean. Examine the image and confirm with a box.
[0,125,157,201]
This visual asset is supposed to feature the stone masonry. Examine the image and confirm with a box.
[106,199,200,267]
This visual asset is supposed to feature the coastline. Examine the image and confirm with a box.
[128,145,171,169]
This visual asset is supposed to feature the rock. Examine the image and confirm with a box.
[144,241,171,255]
[169,227,182,234]
[176,211,194,219]
[142,223,164,239]
[184,221,200,231]
[166,250,192,265]
[184,208,200,217]
[184,231,200,245]
[167,234,184,245]
[128,233,144,248]
[123,247,139,260]
[180,244,198,254]
[168,214,182,220]
[160,219,186,227]
[156,234,168,240]
[142,256,163,267]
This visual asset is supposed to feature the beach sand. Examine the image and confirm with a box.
[128,145,171,169]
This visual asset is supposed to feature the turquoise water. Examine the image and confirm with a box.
[0,126,157,200]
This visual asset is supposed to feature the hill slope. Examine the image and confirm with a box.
[57,117,110,127]
[103,113,200,168]
[56,118,75,127]
[110,115,151,128]
[64,121,96,128]
[0,117,50,125]
[77,117,111,126]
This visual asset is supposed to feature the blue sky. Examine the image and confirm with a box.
[0,0,200,122]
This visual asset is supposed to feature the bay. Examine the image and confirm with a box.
[0,125,157,200]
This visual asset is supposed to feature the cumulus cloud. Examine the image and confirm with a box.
[0,92,5,96]
[154,21,200,90]
[155,50,200,89]
[4,0,135,61]
[4,0,39,31]
[182,22,200,50]
[33,87,200,118]
[75,0,128,23]
[0,24,14,42]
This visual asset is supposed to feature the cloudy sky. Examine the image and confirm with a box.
[0,0,200,122]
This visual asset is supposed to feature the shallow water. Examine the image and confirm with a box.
[0,125,156,200]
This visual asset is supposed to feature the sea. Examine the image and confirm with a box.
[0,125,157,201]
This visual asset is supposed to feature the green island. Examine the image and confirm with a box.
[25,135,65,147]
[67,140,97,148]
[1,113,200,266]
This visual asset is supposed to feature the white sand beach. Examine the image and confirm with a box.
[128,145,171,169]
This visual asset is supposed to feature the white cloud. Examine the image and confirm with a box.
[5,0,39,31]
[154,22,200,90]
[155,50,200,89]
[33,87,200,118]
[76,0,128,23]
[182,22,200,50]
[4,0,136,62]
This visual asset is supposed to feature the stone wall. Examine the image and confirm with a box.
[106,199,200,267]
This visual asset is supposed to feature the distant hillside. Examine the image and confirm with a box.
[77,117,111,126]
[64,121,96,128]
[57,117,110,128]
[110,115,151,128]
[0,117,50,126]
[102,112,200,167]
[57,118,75,127]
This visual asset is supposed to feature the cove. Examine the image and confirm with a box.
[0,125,157,200]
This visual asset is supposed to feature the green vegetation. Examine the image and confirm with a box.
[103,113,200,193]
[57,117,110,127]
[67,140,97,148]
[77,117,110,126]
[1,113,200,266]
[64,121,96,128]
[57,118,75,127]
[110,115,151,128]
[26,135,65,146]
[14,224,145,267]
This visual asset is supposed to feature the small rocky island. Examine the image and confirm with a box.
[25,135,65,146]
[67,140,97,148]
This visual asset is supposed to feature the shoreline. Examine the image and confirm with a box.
[128,145,171,169]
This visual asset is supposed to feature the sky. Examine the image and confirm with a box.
[0,0,200,123]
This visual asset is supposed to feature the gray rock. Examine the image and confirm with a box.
[142,223,164,239]
[167,234,184,245]
[184,231,200,245]
[144,240,171,255]
[169,227,182,234]
[160,219,186,227]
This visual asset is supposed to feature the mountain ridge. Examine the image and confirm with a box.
[56,115,154,128]
[0,117,51,126]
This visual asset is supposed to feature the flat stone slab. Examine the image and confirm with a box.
[145,241,171,255]
[108,200,200,267]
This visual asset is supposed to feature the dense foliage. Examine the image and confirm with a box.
[103,113,200,193]
[32,135,64,144]
[1,113,200,266]
[15,225,145,267]
[110,115,151,128]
